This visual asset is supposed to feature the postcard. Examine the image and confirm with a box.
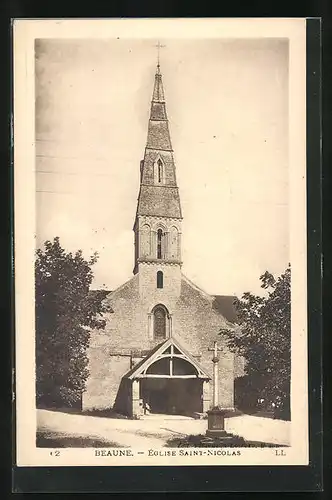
[13,18,308,467]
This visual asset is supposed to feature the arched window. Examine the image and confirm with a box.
[153,306,167,341]
[157,158,163,183]
[157,271,163,289]
[157,229,163,259]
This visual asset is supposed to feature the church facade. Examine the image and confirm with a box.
[83,63,244,418]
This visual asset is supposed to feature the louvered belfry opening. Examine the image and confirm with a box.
[157,229,163,259]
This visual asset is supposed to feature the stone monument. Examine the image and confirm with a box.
[206,341,229,438]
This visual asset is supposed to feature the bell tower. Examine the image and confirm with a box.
[133,63,183,296]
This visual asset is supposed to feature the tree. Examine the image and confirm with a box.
[220,265,291,419]
[35,237,110,407]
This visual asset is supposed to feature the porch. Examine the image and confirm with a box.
[123,337,211,418]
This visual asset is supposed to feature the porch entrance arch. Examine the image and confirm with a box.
[124,338,211,417]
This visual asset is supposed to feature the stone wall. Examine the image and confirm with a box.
[83,350,131,410]
[84,271,242,412]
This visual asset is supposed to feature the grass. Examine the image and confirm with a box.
[165,433,284,448]
[36,430,122,448]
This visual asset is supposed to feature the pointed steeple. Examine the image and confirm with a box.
[146,65,172,151]
[136,64,182,218]
[152,64,165,102]
[133,64,183,275]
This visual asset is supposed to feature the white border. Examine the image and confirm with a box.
[14,18,307,467]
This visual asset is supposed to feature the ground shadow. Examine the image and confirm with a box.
[165,433,286,448]
[36,430,123,448]
[38,406,129,419]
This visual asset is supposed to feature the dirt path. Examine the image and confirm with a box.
[37,410,206,448]
[37,409,290,448]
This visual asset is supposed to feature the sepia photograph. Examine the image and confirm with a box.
[14,18,308,467]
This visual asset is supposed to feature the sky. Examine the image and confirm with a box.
[35,38,289,296]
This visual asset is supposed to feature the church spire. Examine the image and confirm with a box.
[152,63,165,102]
[146,64,171,150]
[136,63,181,217]
[133,63,182,274]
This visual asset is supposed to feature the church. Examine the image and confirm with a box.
[83,62,245,418]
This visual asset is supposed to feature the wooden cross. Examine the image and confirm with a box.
[154,41,166,66]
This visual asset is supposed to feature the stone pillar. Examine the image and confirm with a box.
[212,354,219,408]
[202,380,211,413]
[206,343,231,438]
[132,379,141,418]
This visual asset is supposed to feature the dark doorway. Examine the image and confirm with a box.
[140,378,203,415]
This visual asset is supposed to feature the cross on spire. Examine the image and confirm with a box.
[155,41,166,68]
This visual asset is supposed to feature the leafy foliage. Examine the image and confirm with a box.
[220,266,291,419]
[35,237,110,407]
